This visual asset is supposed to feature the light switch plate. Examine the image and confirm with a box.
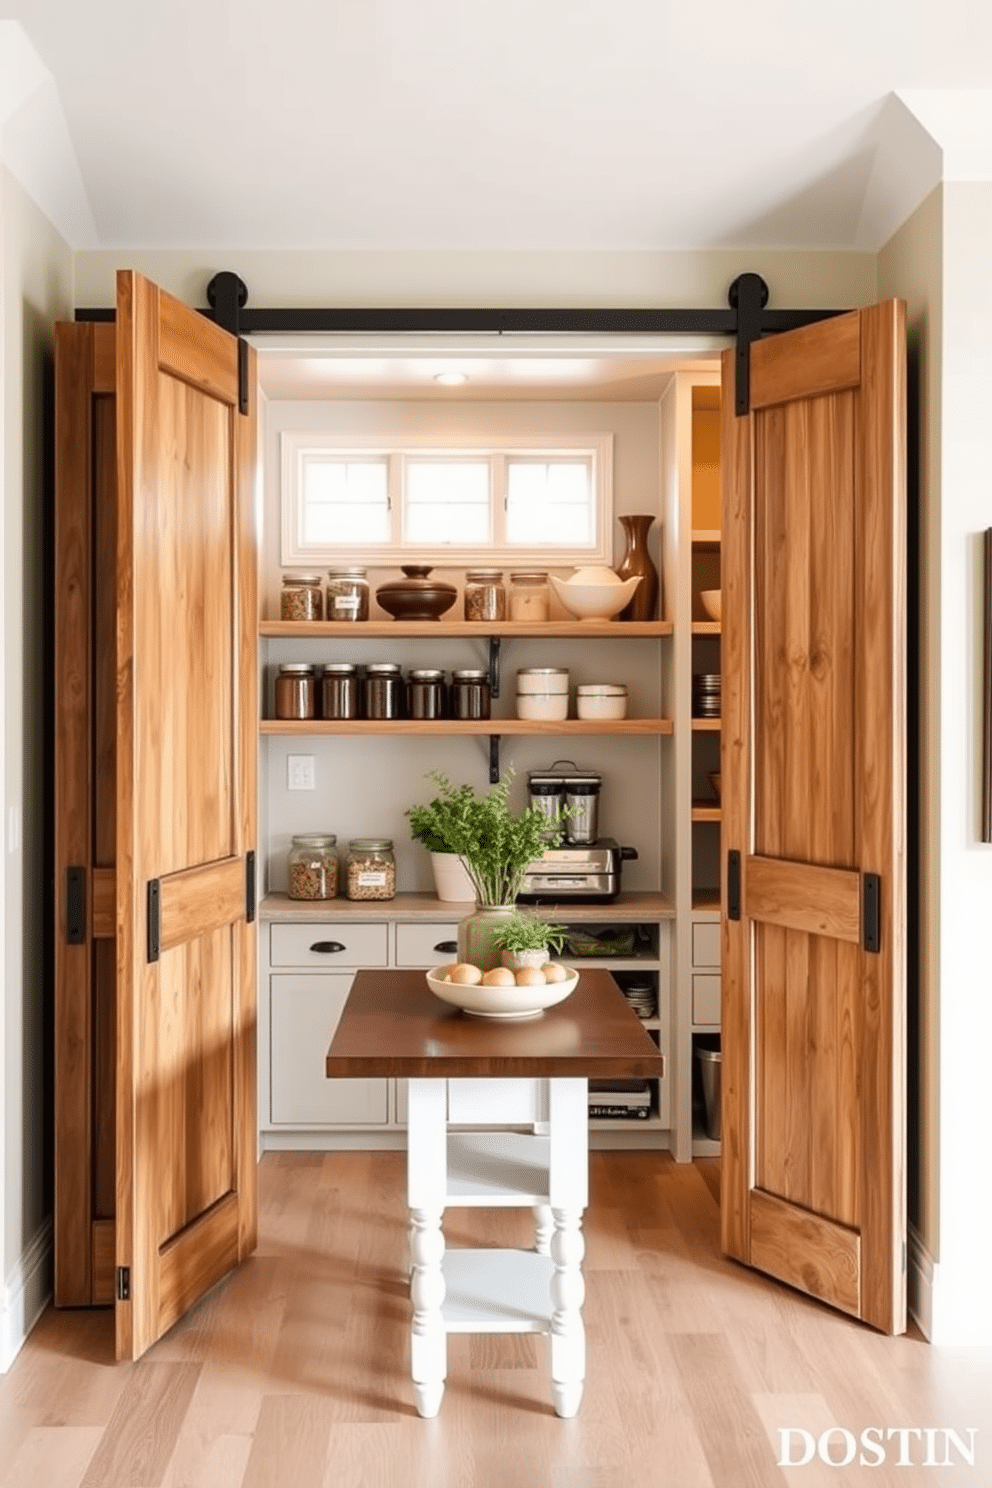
[287,755,316,790]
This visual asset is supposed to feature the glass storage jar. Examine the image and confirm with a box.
[362,662,403,719]
[321,662,359,719]
[464,569,506,622]
[407,668,446,719]
[287,834,338,900]
[346,838,396,900]
[280,573,323,621]
[450,668,491,719]
[326,567,370,622]
[274,663,317,719]
[508,571,550,622]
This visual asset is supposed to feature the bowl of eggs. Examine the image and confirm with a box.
[426,961,579,1019]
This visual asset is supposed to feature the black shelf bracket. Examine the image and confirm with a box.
[489,734,501,784]
[488,636,502,699]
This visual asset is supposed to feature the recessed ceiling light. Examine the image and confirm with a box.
[434,371,467,386]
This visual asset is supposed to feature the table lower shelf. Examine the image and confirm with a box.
[440,1249,554,1333]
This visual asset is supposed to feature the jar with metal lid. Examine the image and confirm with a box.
[326,567,370,622]
[321,662,359,720]
[509,571,550,623]
[451,668,491,719]
[274,663,316,719]
[287,834,338,900]
[362,662,403,719]
[280,573,323,621]
[464,570,506,622]
[346,838,396,901]
[407,668,447,720]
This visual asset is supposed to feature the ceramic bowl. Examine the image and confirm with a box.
[375,566,457,620]
[516,693,569,721]
[549,569,642,622]
[575,684,628,720]
[425,964,579,1019]
[700,589,722,622]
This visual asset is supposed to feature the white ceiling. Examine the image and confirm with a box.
[3,2,992,253]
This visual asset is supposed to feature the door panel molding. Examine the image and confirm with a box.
[158,856,248,953]
[750,1190,861,1316]
[750,310,861,409]
[744,855,860,942]
[157,1192,240,1335]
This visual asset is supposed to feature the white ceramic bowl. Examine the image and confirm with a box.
[516,693,569,721]
[549,570,641,622]
[426,964,580,1019]
[515,667,570,695]
[700,589,722,621]
[576,685,628,720]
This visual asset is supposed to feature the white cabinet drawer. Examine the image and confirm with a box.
[270,921,388,968]
[395,921,461,967]
[270,974,388,1126]
[692,974,722,1027]
[692,921,721,969]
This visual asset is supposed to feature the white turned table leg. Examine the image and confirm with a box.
[533,1203,553,1255]
[550,1206,586,1417]
[410,1206,446,1417]
[407,1079,448,1417]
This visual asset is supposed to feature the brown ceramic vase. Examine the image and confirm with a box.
[616,514,659,621]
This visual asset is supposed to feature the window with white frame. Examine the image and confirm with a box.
[280,432,612,566]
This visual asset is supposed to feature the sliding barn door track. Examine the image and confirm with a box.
[75,270,842,416]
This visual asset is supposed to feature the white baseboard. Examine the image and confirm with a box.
[0,1218,52,1373]
[908,1223,934,1341]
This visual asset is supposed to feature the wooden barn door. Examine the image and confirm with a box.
[114,271,259,1359]
[720,300,907,1334]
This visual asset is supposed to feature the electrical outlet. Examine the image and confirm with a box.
[287,755,316,791]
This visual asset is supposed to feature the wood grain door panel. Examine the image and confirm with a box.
[721,300,906,1334]
[115,271,258,1360]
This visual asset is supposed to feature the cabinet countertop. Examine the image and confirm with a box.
[260,890,675,922]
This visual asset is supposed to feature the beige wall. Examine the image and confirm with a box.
[73,247,877,316]
[877,186,943,1259]
[1,165,73,1356]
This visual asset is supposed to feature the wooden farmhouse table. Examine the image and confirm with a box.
[325,967,664,1418]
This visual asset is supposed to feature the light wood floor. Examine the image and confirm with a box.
[2,1152,989,1488]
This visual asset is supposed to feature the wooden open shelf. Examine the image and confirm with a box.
[690,718,721,732]
[260,619,674,639]
[690,529,721,549]
[261,716,675,737]
[691,803,721,822]
[691,621,721,635]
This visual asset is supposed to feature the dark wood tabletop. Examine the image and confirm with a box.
[325,968,665,1079]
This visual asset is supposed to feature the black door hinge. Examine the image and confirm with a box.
[116,1266,130,1301]
[246,850,256,924]
[863,872,881,954]
[66,866,86,944]
[147,878,160,963]
[728,272,769,416]
[727,849,742,921]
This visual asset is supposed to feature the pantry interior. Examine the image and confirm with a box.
[252,335,726,1164]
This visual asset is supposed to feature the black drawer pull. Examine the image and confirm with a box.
[434,939,458,954]
[309,940,346,954]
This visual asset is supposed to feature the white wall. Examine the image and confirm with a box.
[929,183,992,1345]
[0,165,73,1369]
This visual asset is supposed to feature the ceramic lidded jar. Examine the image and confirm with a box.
[375,566,457,621]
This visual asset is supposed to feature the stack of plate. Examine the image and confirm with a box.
[621,979,656,1020]
[692,673,721,718]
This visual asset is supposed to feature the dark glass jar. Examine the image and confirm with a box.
[321,662,359,720]
[363,662,403,719]
[407,668,446,719]
[451,668,491,720]
[274,663,316,719]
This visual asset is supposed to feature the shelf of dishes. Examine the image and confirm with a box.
[260,717,674,735]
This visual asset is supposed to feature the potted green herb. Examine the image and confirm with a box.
[491,910,568,971]
[405,771,560,968]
